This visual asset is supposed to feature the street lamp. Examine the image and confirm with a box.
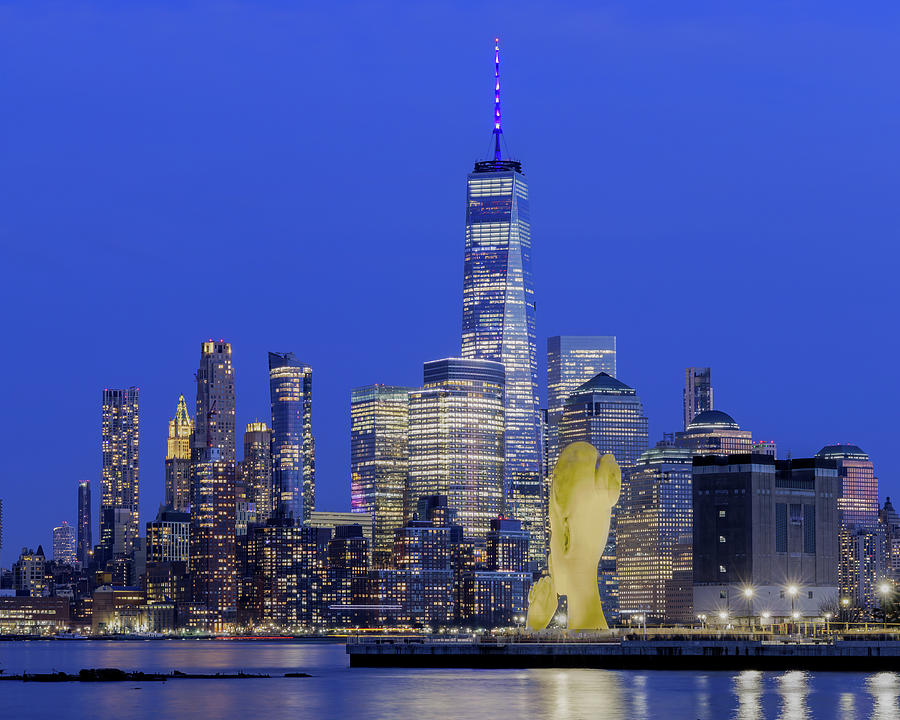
[787,585,799,631]
[743,587,755,630]
[879,582,892,628]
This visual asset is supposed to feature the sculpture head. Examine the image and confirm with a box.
[548,442,621,598]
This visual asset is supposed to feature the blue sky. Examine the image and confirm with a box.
[2,1,898,565]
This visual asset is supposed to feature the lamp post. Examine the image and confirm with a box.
[743,587,755,631]
[879,582,892,629]
[841,597,851,630]
[788,585,798,635]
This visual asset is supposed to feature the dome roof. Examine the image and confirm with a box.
[572,372,633,395]
[816,443,868,460]
[688,409,739,429]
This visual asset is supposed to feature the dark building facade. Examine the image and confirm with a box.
[693,454,839,623]
[77,479,92,568]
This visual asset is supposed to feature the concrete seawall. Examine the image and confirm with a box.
[347,637,900,671]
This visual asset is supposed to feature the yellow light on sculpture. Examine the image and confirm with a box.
[526,442,621,631]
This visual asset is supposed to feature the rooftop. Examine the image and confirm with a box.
[688,410,740,429]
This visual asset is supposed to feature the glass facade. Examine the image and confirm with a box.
[546,335,617,473]
[462,165,543,562]
[52,522,77,567]
[268,352,315,523]
[617,442,694,622]
[165,394,194,512]
[191,341,237,628]
[559,372,650,622]
[77,480,91,567]
[408,359,506,541]
[241,422,273,521]
[683,367,713,430]
[817,444,881,614]
[100,387,140,559]
[350,384,414,567]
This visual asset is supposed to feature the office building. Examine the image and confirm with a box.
[268,352,315,523]
[559,372,649,622]
[165,394,194,512]
[683,367,713,430]
[146,508,190,563]
[350,384,414,567]
[817,444,882,615]
[77,480,91,567]
[190,341,237,628]
[693,454,840,623]
[460,40,543,563]
[408,358,505,541]
[241,422,273,521]
[52,522,77,567]
[325,525,370,627]
[546,335,617,471]
[100,387,140,559]
[617,441,694,622]
[308,511,374,567]
[675,410,753,456]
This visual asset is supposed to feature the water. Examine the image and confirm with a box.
[1,640,898,719]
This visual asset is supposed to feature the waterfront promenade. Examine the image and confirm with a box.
[347,631,900,670]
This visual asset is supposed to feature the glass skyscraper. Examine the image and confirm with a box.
[350,384,414,567]
[191,341,237,628]
[461,40,542,561]
[546,336,617,472]
[559,372,650,622]
[242,422,273,521]
[617,441,694,623]
[268,352,315,523]
[100,387,140,560]
[408,358,505,541]
[683,367,713,430]
[77,479,91,567]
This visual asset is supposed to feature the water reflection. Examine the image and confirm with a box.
[532,668,624,720]
[694,673,711,720]
[866,672,900,720]
[839,691,857,720]
[735,670,762,720]
[777,670,810,720]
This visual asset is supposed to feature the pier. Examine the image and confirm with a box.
[347,634,900,671]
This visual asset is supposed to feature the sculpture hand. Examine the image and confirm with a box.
[526,575,557,631]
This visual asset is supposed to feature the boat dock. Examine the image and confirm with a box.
[347,634,900,671]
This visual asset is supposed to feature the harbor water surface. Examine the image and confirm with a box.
[1,639,898,719]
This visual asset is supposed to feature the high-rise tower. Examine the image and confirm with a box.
[546,336,617,471]
[461,39,542,562]
[191,341,237,627]
[100,387,140,560]
[408,359,506,542]
[77,480,92,567]
[350,384,414,567]
[268,352,315,523]
[683,367,713,430]
[165,394,194,511]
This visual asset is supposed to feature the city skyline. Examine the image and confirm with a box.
[4,4,899,565]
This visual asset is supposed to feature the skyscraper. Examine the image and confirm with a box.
[268,352,315,523]
[408,358,505,541]
[816,444,882,614]
[52,521,77,567]
[241,422,273,521]
[683,367,713,430]
[617,441,694,622]
[165,394,194,512]
[461,40,542,562]
[100,387,140,560]
[77,480,91,567]
[191,341,237,628]
[546,336,617,471]
[559,372,650,622]
[350,384,414,567]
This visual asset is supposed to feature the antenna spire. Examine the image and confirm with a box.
[493,37,502,162]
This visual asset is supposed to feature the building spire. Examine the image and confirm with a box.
[493,37,502,161]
